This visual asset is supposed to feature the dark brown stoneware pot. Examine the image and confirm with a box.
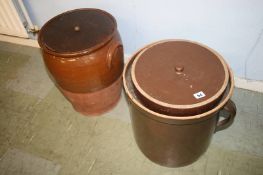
[131,40,229,116]
[38,9,124,116]
[123,41,236,167]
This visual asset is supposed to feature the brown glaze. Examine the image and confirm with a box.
[38,9,124,116]
[38,9,124,93]
[123,44,236,167]
[131,40,229,116]
[38,9,116,55]
[60,76,122,116]
[130,107,216,167]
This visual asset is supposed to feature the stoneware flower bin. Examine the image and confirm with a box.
[123,40,236,167]
[38,8,124,116]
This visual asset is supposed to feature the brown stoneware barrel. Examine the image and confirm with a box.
[38,8,124,116]
[131,40,229,116]
[123,40,236,167]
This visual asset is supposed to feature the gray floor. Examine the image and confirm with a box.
[0,41,263,175]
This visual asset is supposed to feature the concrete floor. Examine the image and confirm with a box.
[0,41,263,175]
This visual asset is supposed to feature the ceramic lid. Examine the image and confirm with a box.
[38,8,116,56]
[131,40,229,110]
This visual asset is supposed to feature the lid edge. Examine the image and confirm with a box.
[37,8,117,57]
[123,42,235,121]
[131,39,229,110]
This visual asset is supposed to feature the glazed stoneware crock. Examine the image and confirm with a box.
[38,8,124,116]
[131,40,229,116]
[123,40,236,167]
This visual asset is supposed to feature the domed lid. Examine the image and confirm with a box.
[38,8,116,57]
[131,40,229,110]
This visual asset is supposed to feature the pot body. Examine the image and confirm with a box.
[129,103,217,167]
[39,9,124,115]
[41,31,124,93]
[123,42,236,167]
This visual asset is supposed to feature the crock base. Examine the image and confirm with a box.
[73,94,121,116]
[59,77,122,116]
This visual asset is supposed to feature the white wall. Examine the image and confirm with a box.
[23,0,263,81]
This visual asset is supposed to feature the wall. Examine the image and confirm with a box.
[23,0,263,80]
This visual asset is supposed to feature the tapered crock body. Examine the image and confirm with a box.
[38,9,124,116]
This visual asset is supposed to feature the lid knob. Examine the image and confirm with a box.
[74,26,80,32]
[175,65,184,74]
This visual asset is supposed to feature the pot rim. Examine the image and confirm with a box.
[130,39,229,111]
[123,39,235,121]
[38,8,117,57]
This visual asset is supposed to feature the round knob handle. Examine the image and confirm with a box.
[74,26,80,32]
[175,65,184,73]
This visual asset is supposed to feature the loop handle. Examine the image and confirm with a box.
[215,100,236,132]
[107,42,123,69]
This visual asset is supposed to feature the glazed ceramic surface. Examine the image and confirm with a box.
[131,40,229,116]
[38,9,124,116]
[38,8,124,93]
[123,42,236,167]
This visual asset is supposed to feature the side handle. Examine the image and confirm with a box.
[215,100,236,132]
[107,42,123,69]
